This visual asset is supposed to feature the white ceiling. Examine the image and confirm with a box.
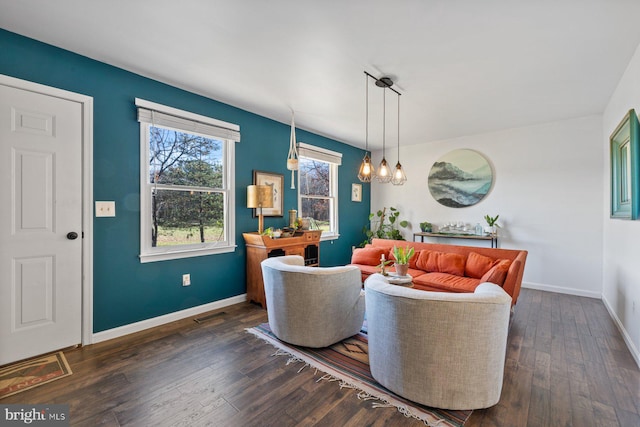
[2,0,640,151]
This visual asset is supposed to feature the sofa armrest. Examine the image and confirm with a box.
[500,251,527,305]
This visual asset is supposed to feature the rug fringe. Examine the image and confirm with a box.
[246,327,462,427]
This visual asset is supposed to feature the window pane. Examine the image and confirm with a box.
[299,158,330,196]
[151,189,224,247]
[149,126,223,188]
[301,197,331,231]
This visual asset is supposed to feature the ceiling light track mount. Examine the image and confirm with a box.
[364,71,401,96]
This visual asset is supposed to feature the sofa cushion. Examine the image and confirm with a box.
[480,259,512,286]
[415,250,466,276]
[351,247,386,266]
[387,248,420,269]
[465,252,496,279]
[413,272,481,293]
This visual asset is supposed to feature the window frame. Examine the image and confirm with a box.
[297,143,341,241]
[136,99,237,263]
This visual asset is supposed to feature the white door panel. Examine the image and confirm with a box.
[0,84,82,365]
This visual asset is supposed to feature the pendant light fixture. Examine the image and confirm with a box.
[376,83,392,183]
[358,73,375,182]
[391,93,407,185]
[286,111,298,189]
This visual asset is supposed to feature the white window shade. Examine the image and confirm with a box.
[136,98,240,142]
[297,142,342,165]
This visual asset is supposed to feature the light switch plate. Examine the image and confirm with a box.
[95,201,116,217]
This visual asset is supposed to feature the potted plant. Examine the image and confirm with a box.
[419,221,432,232]
[359,206,410,247]
[392,245,416,277]
[484,214,500,236]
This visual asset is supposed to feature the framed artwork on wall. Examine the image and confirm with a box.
[610,109,640,220]
[427,149,493,208]
[253,170,284,217]
[351,183,362,202]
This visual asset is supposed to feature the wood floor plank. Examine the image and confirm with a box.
[2,289,638,427]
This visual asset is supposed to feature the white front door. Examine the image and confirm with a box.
[0,83,83,365]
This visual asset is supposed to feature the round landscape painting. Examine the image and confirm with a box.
[428,149,493,208]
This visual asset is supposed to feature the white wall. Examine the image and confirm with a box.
[372,115,604,297]
[602,41,640,363]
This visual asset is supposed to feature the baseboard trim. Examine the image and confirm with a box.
[601,295,640,369]
[522,281,601,299]
[91,294,247,344]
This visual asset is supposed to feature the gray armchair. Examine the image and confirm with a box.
[365,273,511,410]
[261,255,365,348]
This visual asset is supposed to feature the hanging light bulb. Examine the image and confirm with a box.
[391,93,407,185]
[286,111,298,189]
[376,85,392,183]
[358,73,375,182]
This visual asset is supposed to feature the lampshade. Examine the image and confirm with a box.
[377,158,392,182]
[358,153,374,182]
[391,161,407,185]
[247,185,274,209]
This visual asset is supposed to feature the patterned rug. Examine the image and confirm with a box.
[247,323,471,426]
[0,352,72,399]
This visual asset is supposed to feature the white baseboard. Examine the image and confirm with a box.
[601,295,640,369]
[522,281,601,299]
[91,294,247,344]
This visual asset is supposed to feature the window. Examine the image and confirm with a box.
[297,143,341,240]
[136,99,239,262]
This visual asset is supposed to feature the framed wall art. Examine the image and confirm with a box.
[253,170,284,217]
[610,109,640,219]
[351,183,362,202]
[427,149,493,208]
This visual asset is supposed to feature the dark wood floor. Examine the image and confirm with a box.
[2,288,639,426]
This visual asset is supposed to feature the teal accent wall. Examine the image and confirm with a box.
[0,29,371,332]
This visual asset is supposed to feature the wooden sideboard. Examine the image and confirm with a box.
[243,230,321,308]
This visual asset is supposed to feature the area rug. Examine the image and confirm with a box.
[0,352,72,399]
[247,323,471,426]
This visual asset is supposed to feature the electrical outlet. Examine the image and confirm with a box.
[182,274,191,287]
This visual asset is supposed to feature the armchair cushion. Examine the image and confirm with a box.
[364,273,511,410]
[261,256,365,348]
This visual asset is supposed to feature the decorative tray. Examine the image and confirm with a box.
[387,273,412,285]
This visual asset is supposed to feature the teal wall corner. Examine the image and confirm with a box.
[0,28,371,332]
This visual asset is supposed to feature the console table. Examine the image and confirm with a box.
[243,230,321,308]
[413,232,498,248]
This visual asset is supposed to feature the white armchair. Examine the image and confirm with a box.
[364,273,511,410]
[261,256,365,348]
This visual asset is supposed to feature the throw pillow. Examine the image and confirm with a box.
[416,250,466,276]
[351,247,386,266]
[465,252,496,279]
[480,259,512,286]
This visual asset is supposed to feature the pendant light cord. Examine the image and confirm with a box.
[382,87,386,157]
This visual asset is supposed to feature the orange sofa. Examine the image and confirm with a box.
[350,238,527,305]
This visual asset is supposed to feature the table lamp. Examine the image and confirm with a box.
[247,185,274,234]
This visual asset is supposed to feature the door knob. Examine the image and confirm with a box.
[66,232,79,240]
